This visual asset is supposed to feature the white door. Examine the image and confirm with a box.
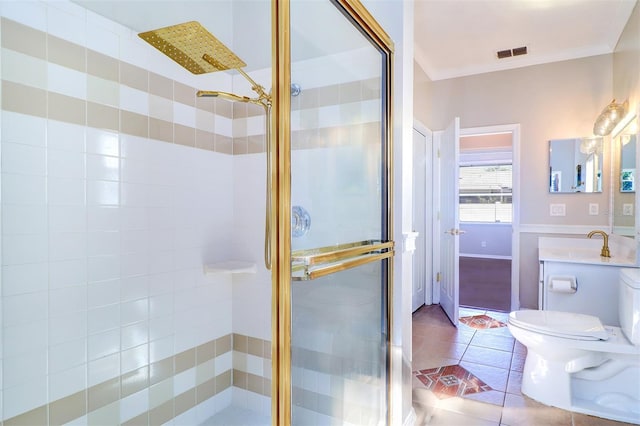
[439,117,460,325]
[412,127,428,311]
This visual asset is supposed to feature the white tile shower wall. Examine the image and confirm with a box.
[0,1,237,422]
[1,117,236,420]
[231,154,272,342]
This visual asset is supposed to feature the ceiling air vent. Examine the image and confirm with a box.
[497,46,528,59]
[497,49,512,59]
[512,46,527,56]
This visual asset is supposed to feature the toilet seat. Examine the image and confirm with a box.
[509,310,609,341]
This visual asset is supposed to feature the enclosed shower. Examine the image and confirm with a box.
[0,0,394,424]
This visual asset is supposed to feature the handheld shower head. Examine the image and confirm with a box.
[197,90,252,103]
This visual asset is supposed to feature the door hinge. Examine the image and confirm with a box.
[437,149,441,158]
[436,272,441,282]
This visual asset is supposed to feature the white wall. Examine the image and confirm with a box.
[364,0,415,424]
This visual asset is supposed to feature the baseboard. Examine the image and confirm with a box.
[459,253,512,260]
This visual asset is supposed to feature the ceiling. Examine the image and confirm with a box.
[75,0,637,81]
[415,0,637,81]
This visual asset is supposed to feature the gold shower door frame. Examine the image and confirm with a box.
[271,0,395,424]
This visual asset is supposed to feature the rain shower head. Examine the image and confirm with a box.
[138,21,246,74]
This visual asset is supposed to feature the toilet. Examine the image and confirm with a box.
[508,267,640,424]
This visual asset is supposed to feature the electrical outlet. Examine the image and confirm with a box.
[589,203,599,215]
[550,204,566,216]
[623,203,634,216]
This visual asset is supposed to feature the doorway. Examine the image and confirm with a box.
[458,128,519,312]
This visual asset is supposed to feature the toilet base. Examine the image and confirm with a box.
[571,396,640,424]
[521,354,640,425]
[521,351,572,409]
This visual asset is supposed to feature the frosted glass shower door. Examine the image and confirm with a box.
[288,0,394,424]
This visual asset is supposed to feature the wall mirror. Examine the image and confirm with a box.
[612,113,638,236]
[549,137,603,193]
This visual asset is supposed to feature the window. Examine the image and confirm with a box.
[459,164,512,223]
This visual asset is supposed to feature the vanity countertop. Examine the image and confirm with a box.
[538,236,639,266]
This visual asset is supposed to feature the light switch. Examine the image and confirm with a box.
[550,204,566,216]
[623,203,634,216]
[589,203,599,215]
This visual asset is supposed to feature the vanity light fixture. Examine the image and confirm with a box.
[579,136,602,155]
[593,99,628,136]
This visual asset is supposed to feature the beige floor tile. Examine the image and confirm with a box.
[414,401,437,426]
[513,340,527,355]
[571,412,637,426]
[415,339,469,361]
[459,361,510,392]
[416,323,476,344]
[510,352,526,372]
[479,326,515,338]
[501,393,572,426]
[463,389,506,407]
[506,370,523,395]
[462,345,513,369]
[470,333,515,352]
[412,306,613,426]
[413,332,430,349]
[428,407,500,426]
[413,387,440,406]
[412,354,460,371]
[437,394,504,422]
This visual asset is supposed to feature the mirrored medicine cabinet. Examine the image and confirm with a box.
[549,137,603,193]
[547,108,639,240]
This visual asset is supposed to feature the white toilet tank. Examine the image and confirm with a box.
[619,268,640,345]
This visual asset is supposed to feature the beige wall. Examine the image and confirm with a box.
[415,54,616,308]
[614,1,640,113]
[416,0,639,308]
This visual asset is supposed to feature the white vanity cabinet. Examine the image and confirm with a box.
[538,236,640,327]
[539,260,622,326]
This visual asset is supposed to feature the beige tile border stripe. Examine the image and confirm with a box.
[1,17,381,157]
[3,333,272,426]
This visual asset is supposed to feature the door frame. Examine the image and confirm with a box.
[431,123,521,311]
[272,1,395,425]
[413,120,433,307]
[458,123,521,312]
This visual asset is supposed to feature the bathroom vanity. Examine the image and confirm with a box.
[539,236,639,326]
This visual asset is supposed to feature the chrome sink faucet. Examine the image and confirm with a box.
[588,230,611,257]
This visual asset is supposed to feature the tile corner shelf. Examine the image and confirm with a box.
[204,261,257,275]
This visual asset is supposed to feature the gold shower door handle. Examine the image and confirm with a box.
[291,240,394,281]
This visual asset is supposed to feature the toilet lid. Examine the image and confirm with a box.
[509,310,609,341]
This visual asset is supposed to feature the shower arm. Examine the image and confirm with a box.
[202,53,271,107]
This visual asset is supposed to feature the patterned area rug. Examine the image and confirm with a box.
[459,314,506,329]
[414,364,492,398]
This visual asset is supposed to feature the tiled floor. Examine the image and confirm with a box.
[412,304,636,426]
